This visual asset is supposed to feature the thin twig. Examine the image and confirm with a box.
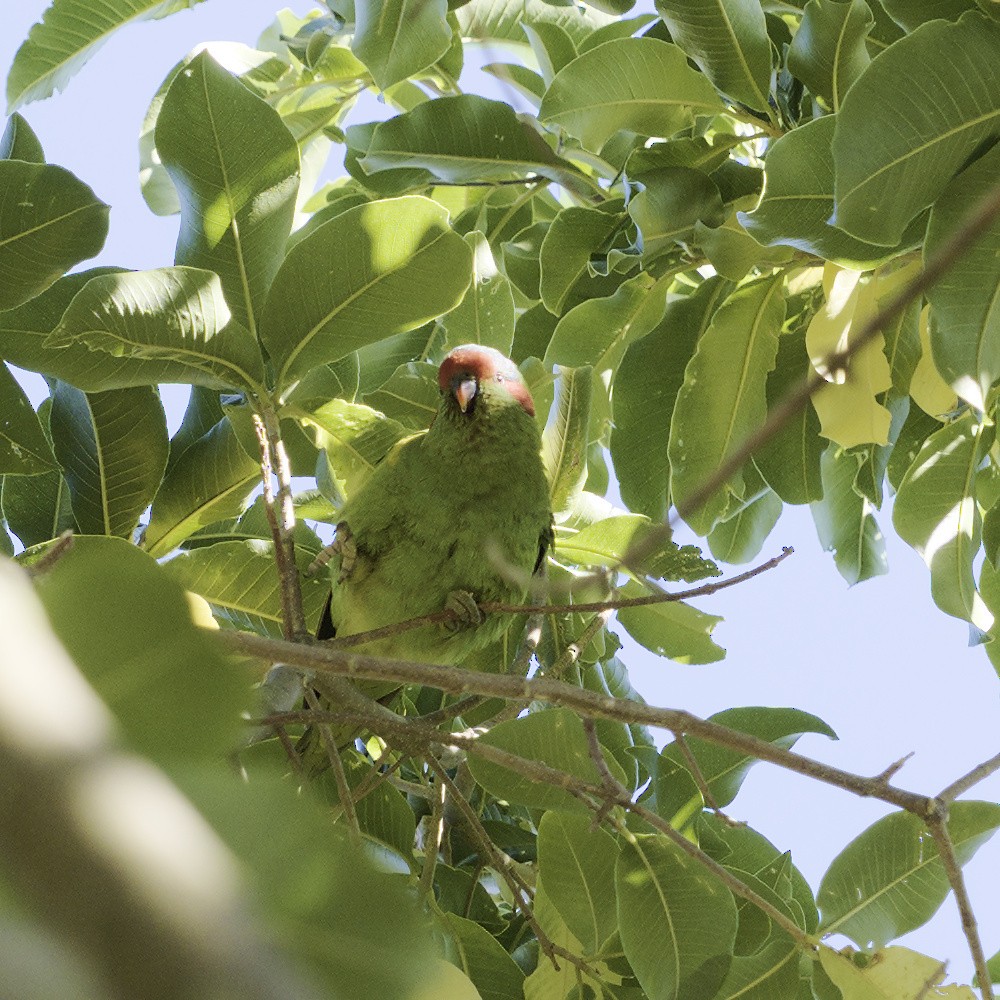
[925,806,994,1000]
[418,772,446,903]
[23,530,74,577]
[314,548,792,651]
[426,759,595,976]
[938,751,1000,804]
[304,688,361,845]
[225,628,932,815]
[674,732,724,817]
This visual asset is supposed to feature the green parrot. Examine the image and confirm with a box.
[316,343,553,666]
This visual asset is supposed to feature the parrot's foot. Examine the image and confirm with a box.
[307,522,358,582]
[333,521,357,583]
[444,590,483,631]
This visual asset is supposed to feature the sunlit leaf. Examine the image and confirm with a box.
[261,196,472,392]
[925,143,1000,410]
[6,0,210,110]
[832,12,1000,244]
[787,0,873,110]
[740,117,915,268]
[155,51,299,334]
[654,0,773,111]
[893,410,993,630]
[0,160,108,310]
[818,802,1000,947]
[537,812,619,953]
[539,37,723,150]
[144,417,259,558]
[352,0,452,91]
[611,276,729,521]
[49,383,167,539]
[0,362,56,475]
[45,267,266,393]
[806,266,892,448]
[669,274,785,535]
[441,231,515,354]
[163,538,329,637]
[617,834,738,1000]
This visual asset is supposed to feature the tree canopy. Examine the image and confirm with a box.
[1,2,1000,999]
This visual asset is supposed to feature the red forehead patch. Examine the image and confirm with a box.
[438,346,535,417]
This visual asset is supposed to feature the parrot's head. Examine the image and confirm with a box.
[437,345,536,419]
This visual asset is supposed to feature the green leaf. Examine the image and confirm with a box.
[611,276,730,521]
[628,167,725,259]
[291,397,410,500]
[352,0,452,91]
[155,52,300,335]
[818,801,1000,948]
[925,143,1000,410]
[522,21,578,86]
[360,94,585,188]
[537,812,620,954]
[669,274,785,535]
[545,272,669,374]
[657,708,836,826]
[33,535,247,763]
[144,417,259,558]
[261,196,472,392]
[539,37,723,150]
[0,112,44,162]
[49,383,167,539]
[832,12,1000,245]
[359,362,435,431]
[893,411,993,629]
[558,513,720,583]
[753,329,824,505]
[709,489,782,564]
[811,445,887,585]
[787,0,873,110]
[700,812,819,934]
[740,116,913,267]
[617,581,725,664]
[542,365,592,516]
[617,834,738,1000]
[163,539,329,637]
[468,708,627,812]
[654,0,773,112]
[441,231,515,354]
[6,0,210,111]
[539,206,624,315]
[443,914,526,1000]
[0,362,56,474]
[0,267,131,388]
[44,267,266,393]
[456,0,613,48]
[879,0,979,32]
[0,160,108,310]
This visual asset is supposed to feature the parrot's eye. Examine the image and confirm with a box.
[495,373,505,383]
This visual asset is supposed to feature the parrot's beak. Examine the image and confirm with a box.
[454,376,478,413]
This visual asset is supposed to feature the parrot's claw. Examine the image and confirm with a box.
[304,521,357,582]
[444,590,483,632]
[333,521,357,583]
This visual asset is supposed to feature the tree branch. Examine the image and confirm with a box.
[938,751,1000,805]
[254,408,307,641]
[925,805,994,1000]
[228,627,932,814]
[308,548,792,651]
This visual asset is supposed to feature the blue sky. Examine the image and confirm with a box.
[3,0,998,983]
